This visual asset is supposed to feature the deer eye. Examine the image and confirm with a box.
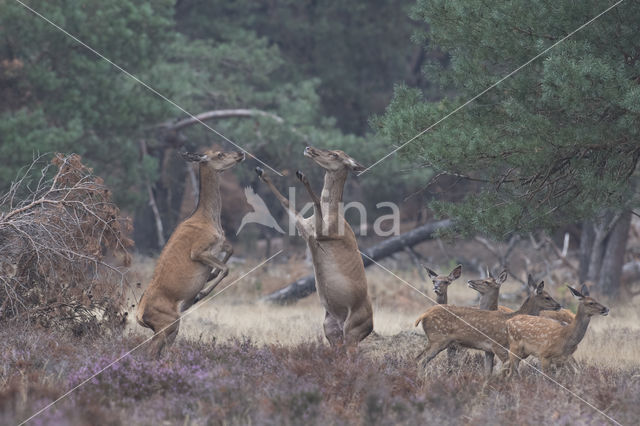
[330,152,338,158]
[217,153,224,159]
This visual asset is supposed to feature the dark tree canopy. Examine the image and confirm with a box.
[376,0,640,238]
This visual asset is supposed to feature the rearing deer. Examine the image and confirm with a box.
[503,285,609,377]
[136,150,245,357]
[414,276,561,375]
[255,146,373,346]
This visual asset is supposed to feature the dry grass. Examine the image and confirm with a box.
[131,255,640,368]
[2,256,639,425]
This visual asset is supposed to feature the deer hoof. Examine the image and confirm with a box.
[296,170,309,184]
[255,166,264,178]
[194,292,204,304]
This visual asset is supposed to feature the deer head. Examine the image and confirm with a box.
[182,150,245,171]
[567,285,609,316]
[424,264,462,303]
[525,276,562,312]
[467,269,507,295]
[303,146,365,173]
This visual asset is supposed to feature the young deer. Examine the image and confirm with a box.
[473,270,573,324]
[503,285,609,377]
[466,269,509,374]
[424,265,462,367]
[136,150,244,357]
[255,146,373,346]
[414,277,561,374]
[467,269,513,313]
[424,264,462,305]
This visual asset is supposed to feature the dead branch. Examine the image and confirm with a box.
[0,154,133,332]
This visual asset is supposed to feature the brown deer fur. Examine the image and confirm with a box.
[424,265,462,367]
[414,277,561,372]
[136,150,244,357]
[256,146,373,346]
[540,308,575,324]
[503,285,609,376]
[466,269,508,374]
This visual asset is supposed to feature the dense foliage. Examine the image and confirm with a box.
[377,0,640,237]
[1,0,428,230]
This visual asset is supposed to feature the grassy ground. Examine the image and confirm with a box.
[1,256,639,425]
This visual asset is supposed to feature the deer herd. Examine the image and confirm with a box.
[136,147,610,379]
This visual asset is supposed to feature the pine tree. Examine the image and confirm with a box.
[376,0,640,296]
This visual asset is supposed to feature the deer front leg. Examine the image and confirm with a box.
[255,167,312,238]
[195,267,229,303]
[191,246,230,304]
[296,170,322,219]
[208,240,233,281]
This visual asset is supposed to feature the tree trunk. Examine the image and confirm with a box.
[578,220,595,283]
[578,211,631,299]
[262,219,452,304]
[597,211,631,297]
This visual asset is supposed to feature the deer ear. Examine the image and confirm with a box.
[536,281,545,295]
[527,274,536,289]
[423,265,438,279]
[181,152,208,163]
[349,159,366,172]
[498,270,508,284]
[567,285,584,299]
[449,265,462,280]
[580,283,590,297]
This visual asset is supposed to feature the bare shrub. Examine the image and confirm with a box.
[0,153,133,333]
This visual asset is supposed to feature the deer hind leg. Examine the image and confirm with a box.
[502,344,524,378]
[483,352,495,377]
[417,339,451,369]
[323,311,344,347]
[343,306,374,346]
[540,357,553,375]
[145,308,180,358]
[445,345,460,372]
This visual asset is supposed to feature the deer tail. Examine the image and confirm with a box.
[414,312,429,328]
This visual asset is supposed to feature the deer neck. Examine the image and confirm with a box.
[478,289,499,310]
[320,168,348,217]
[436,292,447,305]
[194,165,222,225]
[511,295,541,317]
[562,304,591,352]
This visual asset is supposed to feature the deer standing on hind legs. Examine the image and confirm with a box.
[136,150,245,357]
[503,285,609,377]
[255,146,373,347]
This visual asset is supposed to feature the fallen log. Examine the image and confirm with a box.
[262,219,453,304]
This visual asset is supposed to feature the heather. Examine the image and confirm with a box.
[2,317,638,425]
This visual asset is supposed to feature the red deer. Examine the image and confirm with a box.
[136,150,244,357]
[503,285,608,377]
[256,146,373,346]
